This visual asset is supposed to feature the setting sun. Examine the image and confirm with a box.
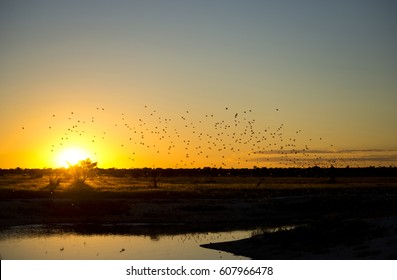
[55,147,92,167]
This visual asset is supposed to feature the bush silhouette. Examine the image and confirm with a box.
[68,158,97,184]
[47,175,61,190]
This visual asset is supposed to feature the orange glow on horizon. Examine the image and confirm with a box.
[1,105,396,169]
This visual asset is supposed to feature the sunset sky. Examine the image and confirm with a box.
[1,0,396,169]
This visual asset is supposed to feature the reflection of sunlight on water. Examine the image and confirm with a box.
[0,226,254,260]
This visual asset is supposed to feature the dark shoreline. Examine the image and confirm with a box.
[201,216,397,259]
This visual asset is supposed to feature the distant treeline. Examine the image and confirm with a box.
[1,166,396,178]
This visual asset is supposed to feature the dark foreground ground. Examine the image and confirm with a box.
[1,175,397,259]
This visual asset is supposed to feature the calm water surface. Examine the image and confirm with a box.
[0,225,253,260]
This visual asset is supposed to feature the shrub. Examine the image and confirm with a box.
[68,158,97,184]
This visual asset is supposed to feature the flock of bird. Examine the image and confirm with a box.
[23,105,339,168]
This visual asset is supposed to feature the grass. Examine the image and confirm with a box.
[0,173,396,224]
[1,172,396,192]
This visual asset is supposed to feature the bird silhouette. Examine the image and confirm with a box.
[40,104,338,168]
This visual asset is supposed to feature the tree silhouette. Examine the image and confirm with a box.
[68,158,97,184]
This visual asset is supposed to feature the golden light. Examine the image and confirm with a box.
[55,147,92,167]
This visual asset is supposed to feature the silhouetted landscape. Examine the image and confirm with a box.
[1,166,396,259]
[2,0,396,269]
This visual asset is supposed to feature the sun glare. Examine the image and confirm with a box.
[55,147,92,167]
